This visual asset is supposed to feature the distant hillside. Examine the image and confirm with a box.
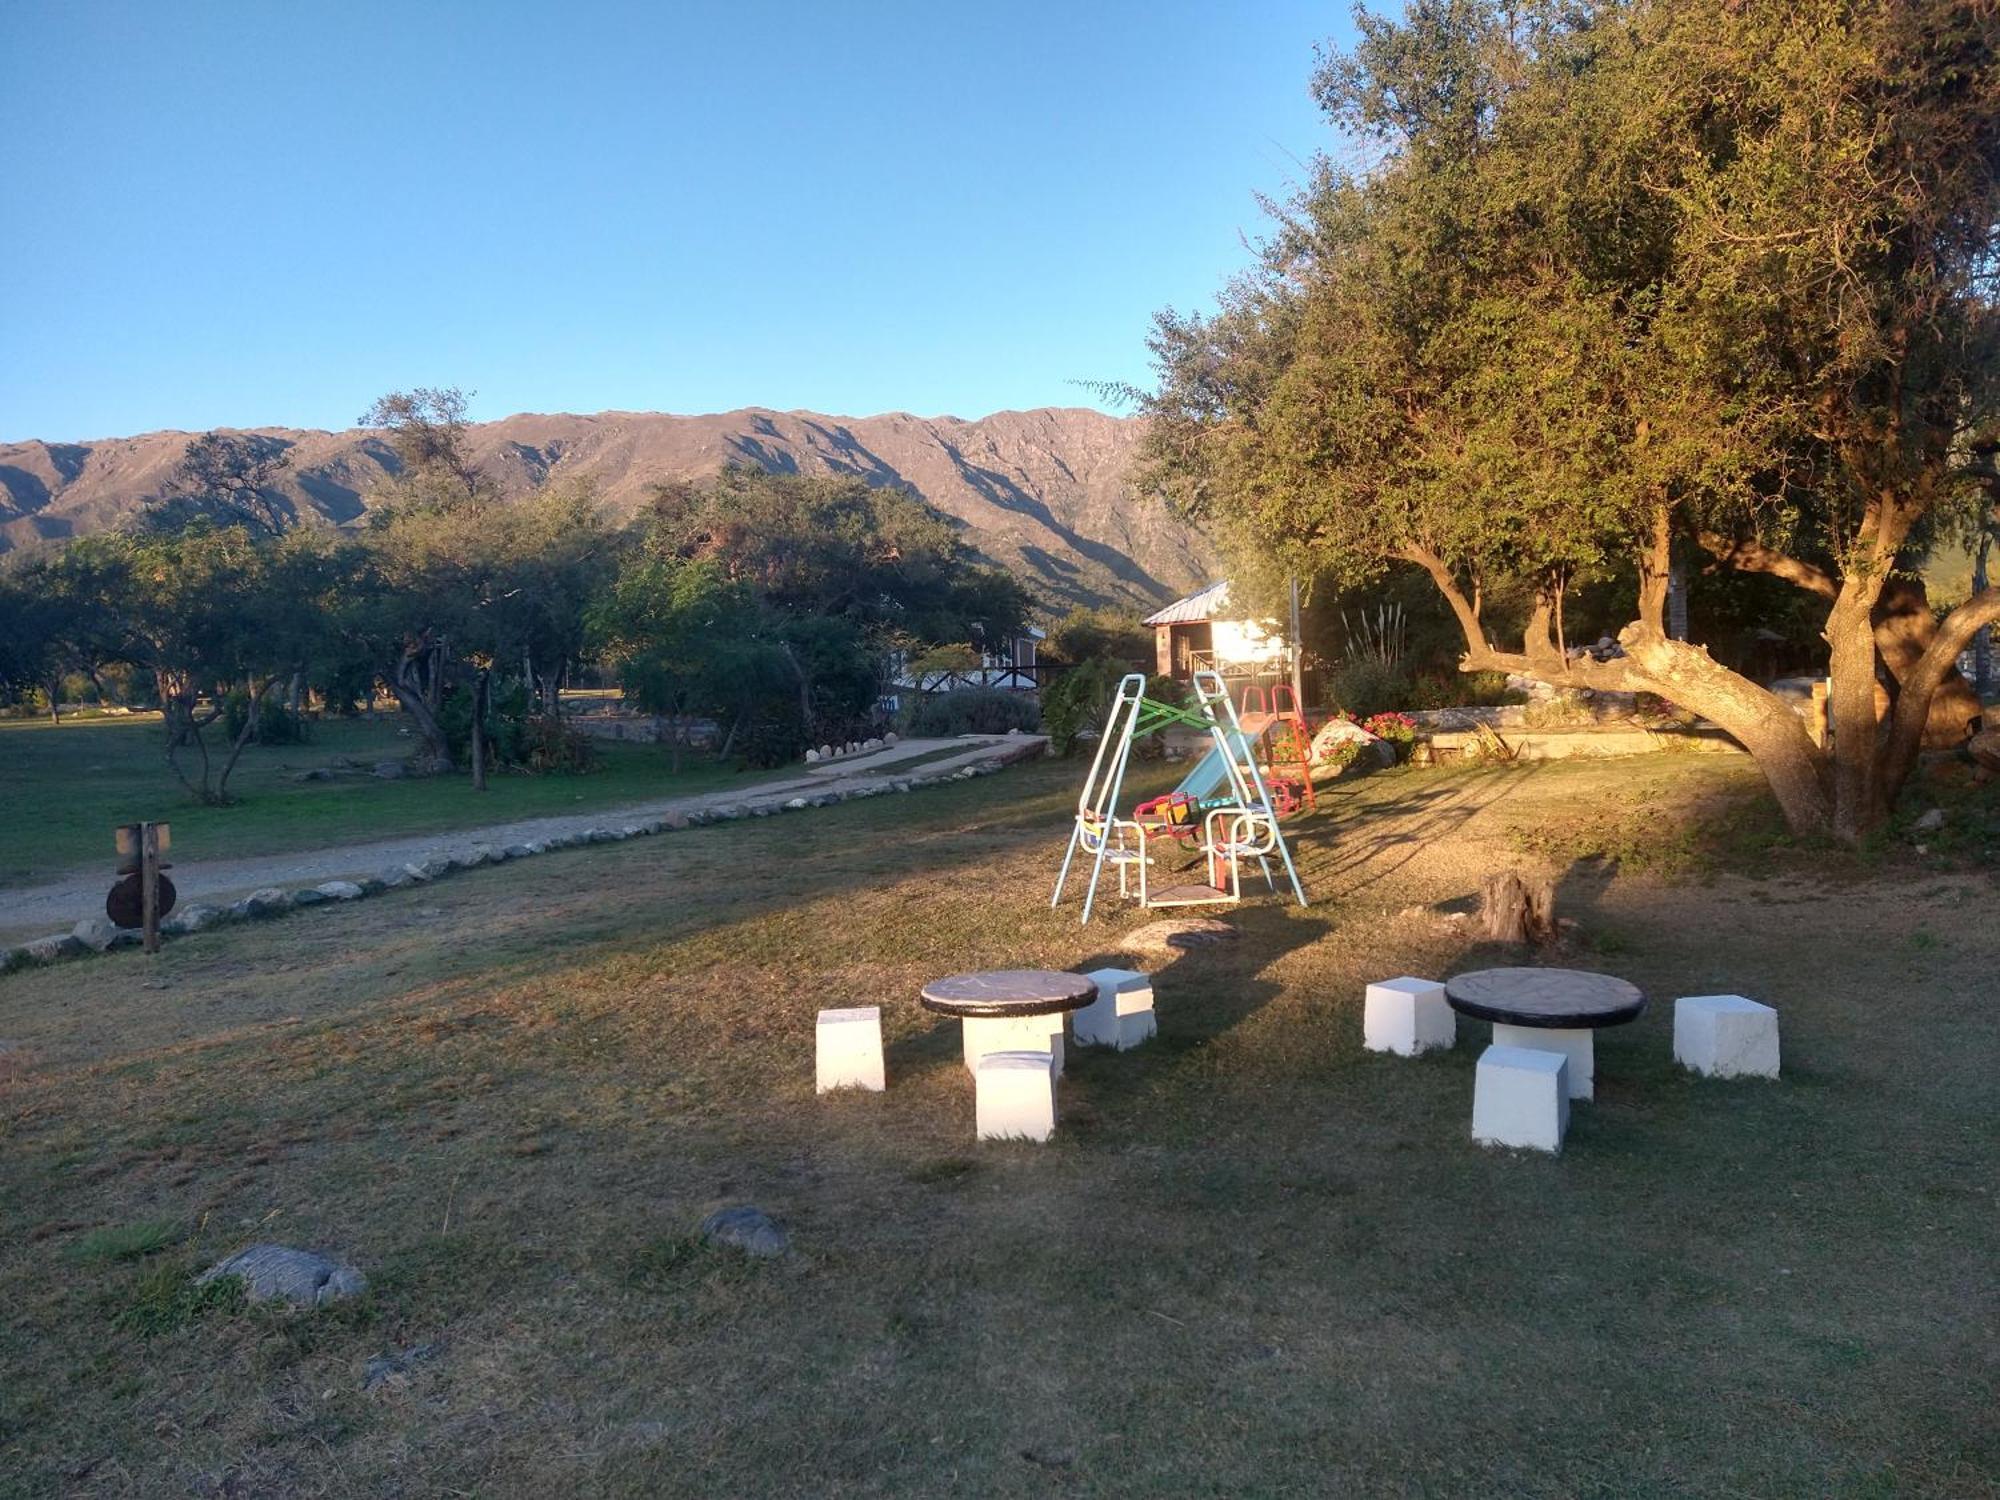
[0,407,1212,613]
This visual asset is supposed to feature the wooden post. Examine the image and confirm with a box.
[471,668,489,792]
[140,821,162,955]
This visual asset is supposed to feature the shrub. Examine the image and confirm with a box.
[520,714,596,773]
[1402,670,1528,710]
[899,687,1040,739]
[1328,659,1412,717]
[1039,659,1124,754]
[1362,710,1417,759]
[221,691,309,746]
[439,681,597,772]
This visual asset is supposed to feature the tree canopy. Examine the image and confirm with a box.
[1140,0,2000,837]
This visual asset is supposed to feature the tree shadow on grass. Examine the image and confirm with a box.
[1292,764,1544,898]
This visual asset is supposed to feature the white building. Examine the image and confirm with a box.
[1143,581,1290,681]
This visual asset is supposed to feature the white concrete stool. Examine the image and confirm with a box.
[1075,967,1157,1050]
[1472,1044,1569,1152]
[962,1014,1065,1077]
[1490,1023,1594,1100]
[1674,994,1780,1078]
[815,1006,885,1093]
[975,1050,1057,1141]
[1363,976,1456,1056]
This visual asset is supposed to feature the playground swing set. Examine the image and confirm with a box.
[1051,670,1313,924]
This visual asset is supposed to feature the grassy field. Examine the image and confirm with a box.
[0,754,1994,1497]
[0,715,787,889]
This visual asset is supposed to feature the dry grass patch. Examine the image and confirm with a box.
[1,756,1995,1496]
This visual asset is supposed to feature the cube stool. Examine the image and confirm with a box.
[962,1013,1065,1077]
[1674,994,1780,1079]
[1075,967,1157,1050]
[1472,1044,1569,1152]
[976,1049,1057,1142]
[1491,1022,1593,1100]
[1363,976,1456,1056]
[815,1006,885,1093]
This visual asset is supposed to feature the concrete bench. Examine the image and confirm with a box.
[1674,994,1780,1079]
[975,1049,1057,1141]
[815,1006,885,1093]
[1472,1044,1569,1152]
[1363,976,1456,1056]
[1075,967,1157,1050]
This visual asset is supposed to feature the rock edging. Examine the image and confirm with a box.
[0,734,1049,979]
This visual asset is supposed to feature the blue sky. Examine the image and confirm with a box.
[0,1,1351,441]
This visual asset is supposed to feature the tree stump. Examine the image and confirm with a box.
[1480,871,1556,945]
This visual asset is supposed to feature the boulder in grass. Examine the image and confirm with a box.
[245,887,292,916]
[24,933,84,964]
[316,881,366,902]
[699,1205,788,1258]
[503,843,535,860]
[291,887,329,907]
[414,856,453,880]
[163,904,224,936]
[73,916,136,952]
[196,1244,366,1308]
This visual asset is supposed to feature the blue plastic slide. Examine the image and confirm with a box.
[1173,730,1254,804]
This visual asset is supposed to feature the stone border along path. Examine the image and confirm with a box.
[0,733,1050,975]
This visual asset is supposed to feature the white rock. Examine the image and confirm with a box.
[73,916,134,952]
[815,1006,885,1093]
[316,881,366,901]
[785,798,809,810]
[1472,1044,1569,1152]
[197,1244,366,1307]
[1912,808,1945,834]
[975,1050,1057,1142]
[884,732,899,745]
[864,737,882,751]
[818,745,834,760]
[1363,976,1456,1057]
[1674,994,1780,1079]
[1075,967,1156,1050]
[805,749,821,763]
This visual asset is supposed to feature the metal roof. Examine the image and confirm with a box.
[1142,580,1232,626]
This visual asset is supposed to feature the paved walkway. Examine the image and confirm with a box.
[0,735,1047,942]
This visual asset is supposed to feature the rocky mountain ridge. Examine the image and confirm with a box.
[0,406,1211,611]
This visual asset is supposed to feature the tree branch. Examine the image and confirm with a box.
[1876,587,2000,800]
[1696,532,1838,600]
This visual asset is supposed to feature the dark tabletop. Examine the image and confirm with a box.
[1445,967,1647,1028]
[919,969,1098,1018]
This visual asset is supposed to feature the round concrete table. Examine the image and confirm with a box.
[1445,966,1646,1101]
[921,969,1097,1076]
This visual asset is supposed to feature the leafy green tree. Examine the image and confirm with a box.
[358,387,484,500]
[1139,0,2000,839]
[590,556,770,768]
[1044,606,1151,667]
[145,432,295,537]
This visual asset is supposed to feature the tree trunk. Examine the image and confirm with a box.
[215,676,279,802]
[1876,587,2000,806]
[1872,577,1983,748]
[43,675,60,726]
[1825,588,1887,841]
[1480,871,1555,945]
[471,668,488,791]
[389,646,455,772]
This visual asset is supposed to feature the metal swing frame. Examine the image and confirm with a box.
[1050,670,1309,924]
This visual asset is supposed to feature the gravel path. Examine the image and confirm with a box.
[0,736,1046,942]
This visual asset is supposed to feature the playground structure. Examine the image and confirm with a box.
[1051,671,1310,924]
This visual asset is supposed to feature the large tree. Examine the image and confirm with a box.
[1140,0,2000,839]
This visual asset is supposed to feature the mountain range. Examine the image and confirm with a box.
[0,407,1212,612]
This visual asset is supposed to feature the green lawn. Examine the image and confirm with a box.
[0,754,1993,1496]
[0,715,786,889]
